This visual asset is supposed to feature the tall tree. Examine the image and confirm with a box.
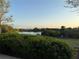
[65,0,79,8]
[0,0,10,33]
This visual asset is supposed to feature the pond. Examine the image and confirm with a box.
[19,32,42,35]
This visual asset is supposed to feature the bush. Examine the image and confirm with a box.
[1,25,14,33]
[42,30,60,37]
[0,34,72,59]
[0,33,22,55]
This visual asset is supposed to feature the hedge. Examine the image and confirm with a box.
[0,33,72,59]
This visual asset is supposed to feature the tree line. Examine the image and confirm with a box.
[28,26,79,39]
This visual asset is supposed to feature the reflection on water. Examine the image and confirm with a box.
[19,32,42,35]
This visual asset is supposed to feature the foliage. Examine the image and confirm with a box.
[41,27,79,39]
[0,33,72,59]
[65,0,79,8]
[0,0,13,34]
[33,27,40,32]
[64,29,79,38]
[1,25,14,33]
[42,30,61,37]
[0,0,9,13]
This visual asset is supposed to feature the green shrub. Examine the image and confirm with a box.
[42,30,60,37]
[0,34,72,59]
[0,33,22,55]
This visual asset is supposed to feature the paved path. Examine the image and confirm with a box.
[0,54,21,59]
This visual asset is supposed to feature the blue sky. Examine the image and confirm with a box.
[7,0,79,28]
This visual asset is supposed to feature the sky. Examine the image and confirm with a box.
[7,0,79,29]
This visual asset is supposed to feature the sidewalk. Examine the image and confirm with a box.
[0,54,21,59]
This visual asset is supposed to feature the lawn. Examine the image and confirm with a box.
[59,38,79,59]
[60,39,79,48]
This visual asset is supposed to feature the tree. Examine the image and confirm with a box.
[1,25,13,33]
[0,0,10,33]
[60,26,66,38]
[33,27,40,32]
[65,0,79,8]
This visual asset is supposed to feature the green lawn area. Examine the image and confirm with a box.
[58,38,79,59]
[60,39,79,48]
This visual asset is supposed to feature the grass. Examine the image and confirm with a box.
[57,38,79,59]
[60,39,79,48]
[42,37,79,59]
